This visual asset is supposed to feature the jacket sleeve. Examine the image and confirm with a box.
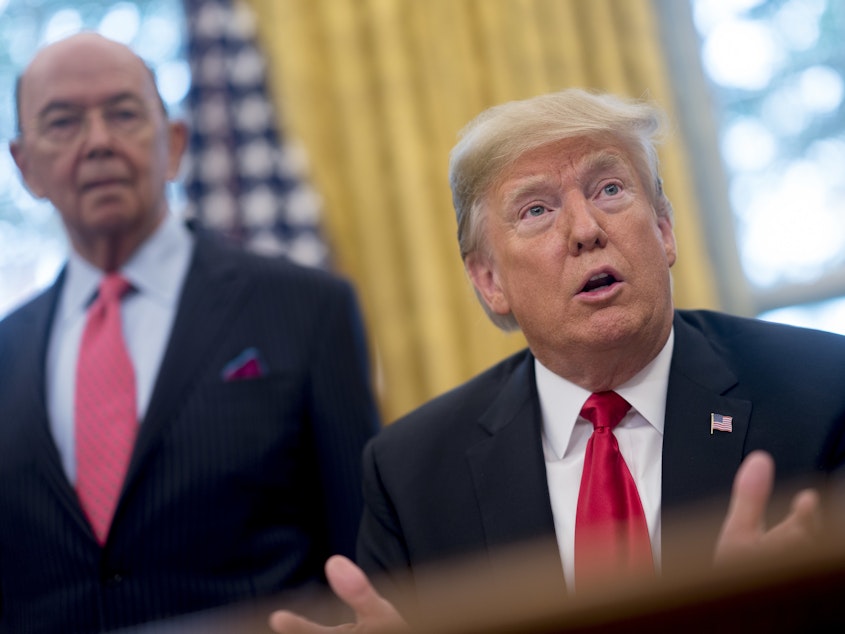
[307,279,381,560]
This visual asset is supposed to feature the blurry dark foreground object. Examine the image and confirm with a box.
[123,487,845,634]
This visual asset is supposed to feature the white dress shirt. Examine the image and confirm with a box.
[46,212,194,483]
[537,329,674,589]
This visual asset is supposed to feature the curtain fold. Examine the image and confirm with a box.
[243,0,719,422]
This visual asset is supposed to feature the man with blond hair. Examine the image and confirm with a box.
[271,89,845,633]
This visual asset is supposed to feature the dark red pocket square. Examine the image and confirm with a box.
[221,347,267,381]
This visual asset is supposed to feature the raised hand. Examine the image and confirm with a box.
[268,555,408,633]
[714,450,822,565]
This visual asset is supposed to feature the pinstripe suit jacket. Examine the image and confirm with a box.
[357,310,845,601]
[0,228,380,633]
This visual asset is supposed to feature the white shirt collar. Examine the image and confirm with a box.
[56,212,193,323]
[537,328,675,459]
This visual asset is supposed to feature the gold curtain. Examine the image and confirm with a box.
[243,0,719,423]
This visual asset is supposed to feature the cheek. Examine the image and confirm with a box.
[629,218,671,262]
[499,254,567,313]
[34,157,74,199]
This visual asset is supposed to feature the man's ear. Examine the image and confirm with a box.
[166,120,189,181]
[657,215,677,268]
[9,139,46,199]
[465,251,511,316]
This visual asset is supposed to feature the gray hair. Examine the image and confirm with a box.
[449,88,673,330]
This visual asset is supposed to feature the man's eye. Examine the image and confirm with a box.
[603,183,621,196]
[46,116,79,130]
[41,115,82,140]
[526,205,546,217]
[108,109,143,126]
[115,109,141,120]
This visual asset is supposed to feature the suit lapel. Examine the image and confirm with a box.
[17,271,94,531]
[466,353,559,553]
[123,233,251,485]
[661,312,752,571]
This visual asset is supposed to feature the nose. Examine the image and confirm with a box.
[562,194,607,256]
[80,112,115,157]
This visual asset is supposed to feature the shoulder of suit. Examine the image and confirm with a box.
[675,308,845,379]
[676,308,845,345]
[383,348,532,433]
[0,275,60,335]
[193,228,354,294]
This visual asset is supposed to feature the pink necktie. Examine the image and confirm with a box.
[574,391,653,588]
[74,274,137,545]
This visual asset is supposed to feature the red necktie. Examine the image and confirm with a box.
[74,274,138,544]
[574,391,653,588]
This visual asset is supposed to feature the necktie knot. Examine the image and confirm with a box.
[580,391,630,431]
[97,274,132,304]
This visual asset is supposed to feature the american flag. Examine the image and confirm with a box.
[181,0,329,268]
[711,413,733,434]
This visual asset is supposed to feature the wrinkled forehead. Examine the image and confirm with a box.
[20,37,158,118]
[490,136,638,197]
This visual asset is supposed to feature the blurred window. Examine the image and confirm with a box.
[690,0,845,334]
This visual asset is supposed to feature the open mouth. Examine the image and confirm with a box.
[580,272,619,293]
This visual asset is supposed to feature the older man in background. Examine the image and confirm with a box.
[1,32,380,634]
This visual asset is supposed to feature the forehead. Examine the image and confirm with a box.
[20,38,157,116]
[492,137,636,197]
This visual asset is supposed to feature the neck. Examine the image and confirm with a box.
[77,235,142,272]
[72,211,166,272]
[533,318,672,393]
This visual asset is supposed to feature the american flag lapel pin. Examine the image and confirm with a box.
[711,412,733,434]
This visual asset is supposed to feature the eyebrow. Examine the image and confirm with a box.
[578,149,631,177]
[37,92,146,120]
[500,174,557,210]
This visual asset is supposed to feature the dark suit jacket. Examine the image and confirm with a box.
[0,229,380,633]
[357,310,845,600]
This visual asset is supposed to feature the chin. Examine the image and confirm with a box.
[582,311,654,348]
[83,202,139,225]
